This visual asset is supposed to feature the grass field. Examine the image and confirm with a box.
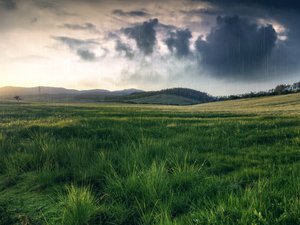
[0,93,300,225]
[128,94,201,105]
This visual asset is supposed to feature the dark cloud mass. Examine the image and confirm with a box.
[188,0,300,79]
[165,29,192,58]
[112,9,149,17]
[195,16,277,79]
[124,18,159,55]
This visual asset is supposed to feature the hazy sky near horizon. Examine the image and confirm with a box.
[0,0,299,95]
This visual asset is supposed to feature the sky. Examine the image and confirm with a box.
[0,0,299,95]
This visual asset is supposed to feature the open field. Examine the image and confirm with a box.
[0,93,300,224]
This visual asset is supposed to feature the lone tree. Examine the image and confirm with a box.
[14,96,21,102]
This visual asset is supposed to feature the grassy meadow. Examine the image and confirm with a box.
[0,93,300,224]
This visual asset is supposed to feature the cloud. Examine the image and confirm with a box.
[53,36,99,61]
[11,55,49,62]
[107,32,119,39]
[30,17,38,24]
[119,54,201,90]
[53,36,99,49]
[115,40,134,58]
[123,18,159,55]
[60,23,99,33]
[195,16,277,79]
[187,0,300,80]
[268,15,300,76]
[1,0,16,10]
[112,9,149,17]
[165,29,192,58]
[77,49,96,61]
[193,0,300,11]
[33,0,78,17]
[157,23,178,31]
[180,8,224,16]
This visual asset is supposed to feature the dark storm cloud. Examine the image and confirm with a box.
[1,0,17,10]
[268,13,300,76]
[192,0,300,11]
[115,40,134,58]
[76,49,96,61]
[165,29,192,58]
[123,18,159,55]
[60,23,99,33]
[112,9,149,17]
[195,16,277,79]
[188,0,300,79]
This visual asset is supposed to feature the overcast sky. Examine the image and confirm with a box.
[0,0,299,95]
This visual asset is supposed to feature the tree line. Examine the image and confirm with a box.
[218,81,300,101]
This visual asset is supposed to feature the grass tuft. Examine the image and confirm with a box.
[60,185,99,225]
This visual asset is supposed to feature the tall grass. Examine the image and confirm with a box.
[0,100,299,224]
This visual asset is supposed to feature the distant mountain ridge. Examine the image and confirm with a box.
[0,86,213,105]
[0,86,144,96]
[1,80,300,105]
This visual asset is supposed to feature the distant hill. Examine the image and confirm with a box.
[0,86,214,105]
[0,86,144,97]
[2,80,299,105]
[0,86,79,96]
[119,88,215,105]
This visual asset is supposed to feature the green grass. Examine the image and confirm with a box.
[0,93,300,224]
[128,94,200,105]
